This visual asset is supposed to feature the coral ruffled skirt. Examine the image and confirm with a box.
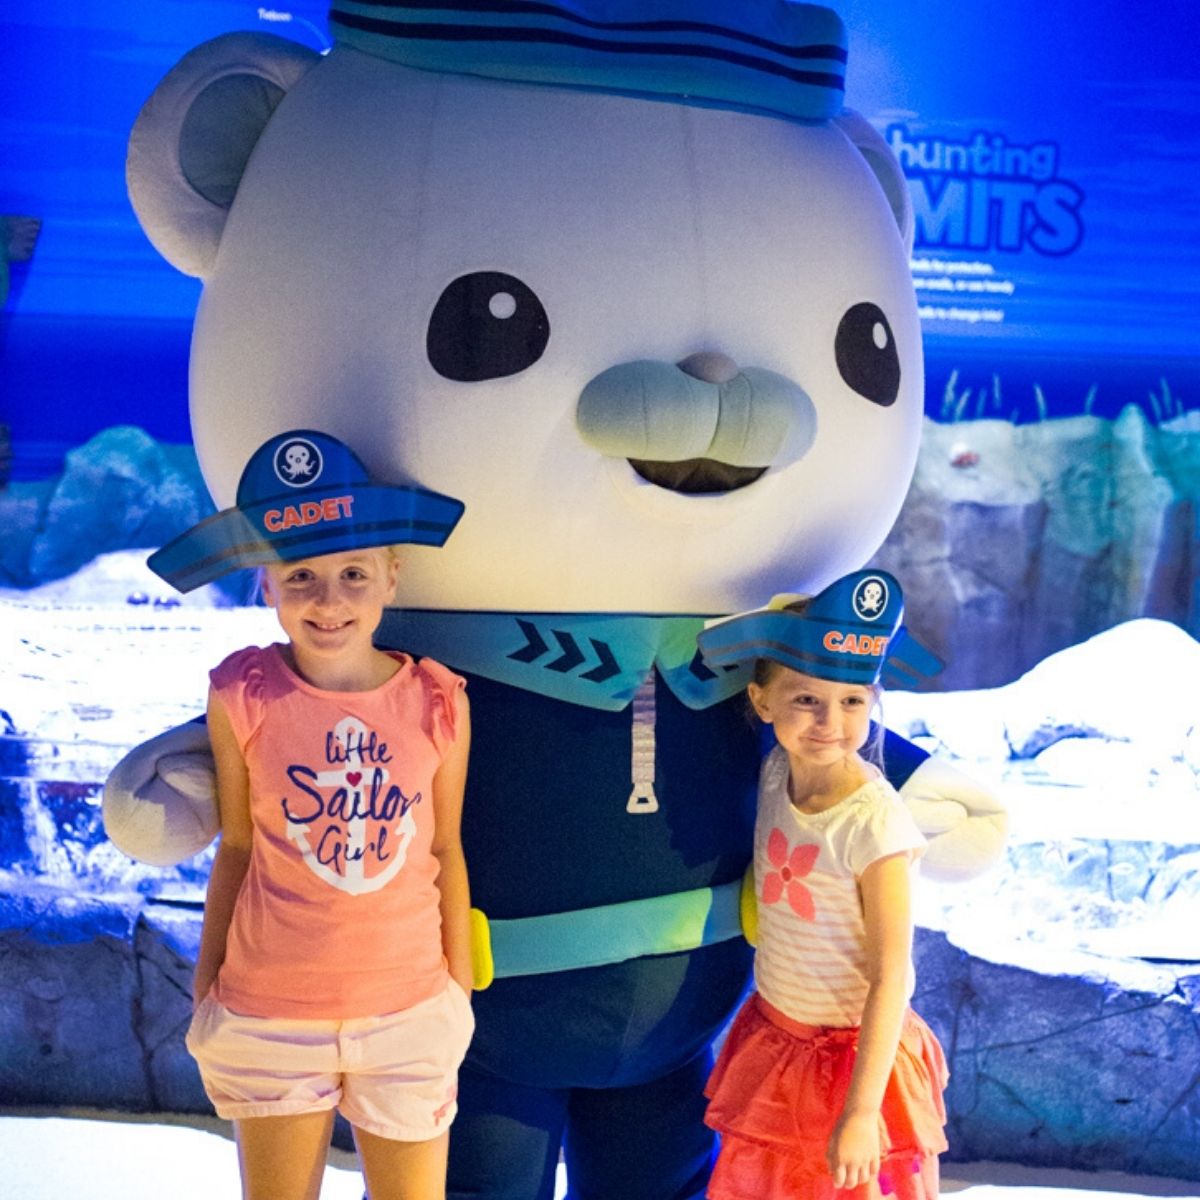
[704,994,948,1200]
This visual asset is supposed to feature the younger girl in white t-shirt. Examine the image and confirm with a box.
[697,570,948,1200]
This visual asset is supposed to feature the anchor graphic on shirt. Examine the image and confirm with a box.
[286,716,417,896]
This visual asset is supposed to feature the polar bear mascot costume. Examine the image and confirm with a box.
[108,3,1006,1196]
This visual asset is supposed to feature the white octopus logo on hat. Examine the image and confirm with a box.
[274,437,324,487]
[852,575,889,621]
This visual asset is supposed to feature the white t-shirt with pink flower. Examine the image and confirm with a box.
[752,744,927,1028]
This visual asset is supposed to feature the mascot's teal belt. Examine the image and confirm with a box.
[470,875,752,989]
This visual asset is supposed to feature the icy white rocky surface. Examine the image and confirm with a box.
[0,552,277,891]
[0,546,238,610]
[887,619,1200,963]
[0,550,275,748]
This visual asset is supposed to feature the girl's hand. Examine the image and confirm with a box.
[827,1109,881,1190]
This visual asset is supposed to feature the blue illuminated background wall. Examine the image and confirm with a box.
[839,0,1200,426]
[2,0,1197,479]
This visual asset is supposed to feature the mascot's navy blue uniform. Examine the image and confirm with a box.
[445,666,762,1199]
[106,3,1008,1197]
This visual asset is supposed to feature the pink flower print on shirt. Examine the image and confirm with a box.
[762,828,818,920]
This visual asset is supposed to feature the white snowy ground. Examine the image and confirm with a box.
[2,1110,1199,1200]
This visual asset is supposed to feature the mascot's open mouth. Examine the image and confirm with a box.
[629,458,767,495]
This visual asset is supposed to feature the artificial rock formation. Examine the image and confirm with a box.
[0,425,211,589]
[916,928,1200,1178]
[873,410,1200,689]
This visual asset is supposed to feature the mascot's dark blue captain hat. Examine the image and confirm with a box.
[697,570,929,687]
[329,1,848,124]
[148,430,465,593]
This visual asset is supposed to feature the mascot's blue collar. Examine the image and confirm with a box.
[376,609,752,711]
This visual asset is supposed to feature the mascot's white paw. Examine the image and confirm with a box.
[899,756,1009,882]
[103,721,218,867]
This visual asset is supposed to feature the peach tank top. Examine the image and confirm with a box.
[210,644,464,1019]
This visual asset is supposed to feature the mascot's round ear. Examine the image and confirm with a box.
[833,109,914,256]
[127,32,320,278]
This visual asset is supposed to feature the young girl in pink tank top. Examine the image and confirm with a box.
[147,430,472,1200]
[696,571,949,1200]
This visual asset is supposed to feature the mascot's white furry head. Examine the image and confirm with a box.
[128,0,921,615]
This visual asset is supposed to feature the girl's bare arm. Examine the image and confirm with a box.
[826,850,914,1189]
[192,687,254,1006]
[430,690,473,994]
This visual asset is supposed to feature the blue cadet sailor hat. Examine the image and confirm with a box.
[148,430,465,593]
[329,1,848,124]
[697,569,941,688]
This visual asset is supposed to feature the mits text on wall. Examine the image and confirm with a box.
[887,125,1085,257]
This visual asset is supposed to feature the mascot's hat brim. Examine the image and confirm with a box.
[148,429,464,593]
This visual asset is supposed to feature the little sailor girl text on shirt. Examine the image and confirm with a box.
[280,716,422,896]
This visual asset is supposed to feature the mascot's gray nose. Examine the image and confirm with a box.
[677,350,740,385]
[576,354,809,468]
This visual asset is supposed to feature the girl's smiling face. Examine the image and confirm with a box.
[748,666,875,768]
[262,548,400,667]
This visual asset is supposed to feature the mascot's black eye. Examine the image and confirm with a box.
[427,272,550,382]
[834,302,900,407]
